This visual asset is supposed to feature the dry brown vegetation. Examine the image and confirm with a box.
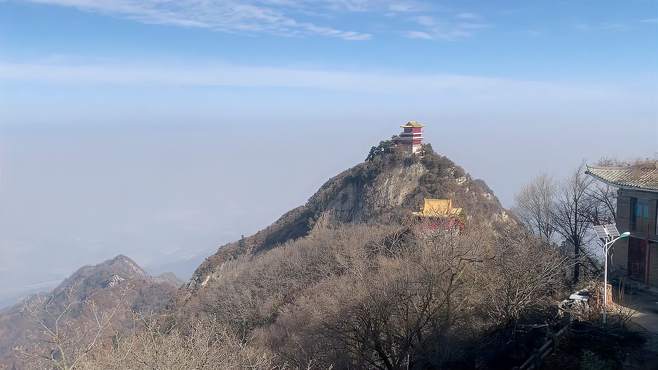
[0,256,179,369]
[190,144,508,296]
[8,147,574,369]
[77,319,275,370]
[17,219,571,370]
[11,279,178,370]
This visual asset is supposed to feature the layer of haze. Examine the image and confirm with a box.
[0,0,657,305]
[1,98,655,304]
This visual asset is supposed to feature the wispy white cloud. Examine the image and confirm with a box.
[386,1,425,13]
[320,0,421,12]
[405,30,433,40]
[456,12,480,20]
[24,0,374,40]
[574,21,627,32]
[0,59,625,101]
[20,0,487,41]
[573,14,658,32]
[405,12,488,40]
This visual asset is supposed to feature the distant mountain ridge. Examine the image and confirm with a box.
[50,255,146,300]
[0,255,180,368]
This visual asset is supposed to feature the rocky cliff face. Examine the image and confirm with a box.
[0,255,179,368]
[186,143,510,295]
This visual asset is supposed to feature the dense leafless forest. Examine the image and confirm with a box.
[3,152,655,370]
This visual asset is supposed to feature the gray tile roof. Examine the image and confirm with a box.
[586,163,658,193]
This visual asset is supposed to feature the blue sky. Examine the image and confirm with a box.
[1,0,656,134]
[1,1,657,81]
[0,0,657,298]
[0,1,657,133]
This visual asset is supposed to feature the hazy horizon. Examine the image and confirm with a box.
[1,0,657,303]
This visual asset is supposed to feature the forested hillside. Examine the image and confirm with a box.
[185,142,510,296]
[1,143,574,370]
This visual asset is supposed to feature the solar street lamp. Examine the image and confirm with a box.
[593,224,630,324]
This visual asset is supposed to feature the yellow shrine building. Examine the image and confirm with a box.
[413,199,464,219]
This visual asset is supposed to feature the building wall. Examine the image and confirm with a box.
[628,237,647,281]
[612,238,629,274]
[616,188,658,285]
[613,194,631,272]
[618,189,658,240]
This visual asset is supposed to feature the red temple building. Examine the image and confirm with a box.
[393,120,424,154]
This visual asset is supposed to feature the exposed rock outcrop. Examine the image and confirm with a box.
[185,143,511,297]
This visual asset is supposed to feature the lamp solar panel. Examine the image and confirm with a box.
[593,225,608,239]
[605,224,620,237]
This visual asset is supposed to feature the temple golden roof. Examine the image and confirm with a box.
[413,199,464,218]
[401,120,424,128]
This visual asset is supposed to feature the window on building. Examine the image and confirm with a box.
[633,198,650,232]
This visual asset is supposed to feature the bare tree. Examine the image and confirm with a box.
[583,159,619,225]
[18,289,125,370]
[79,318,275,370]
[5,217,578,370]
[514,174,557,242]
[481,231,568,326]
[551,164,595,284]
[584,180,617,225]
[312,229,488,370]
[19,288,274,370]
[515,162,621,285]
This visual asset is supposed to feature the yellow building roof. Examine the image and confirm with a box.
[413,198,464,218]
[401,120,424,128]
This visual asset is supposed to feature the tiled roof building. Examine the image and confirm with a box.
[392,120,424,154]
[587,161,658,286]
[586,163,658,193]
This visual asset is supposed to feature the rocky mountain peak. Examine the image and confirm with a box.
[186,141,510,293]
[52,255,148,300]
